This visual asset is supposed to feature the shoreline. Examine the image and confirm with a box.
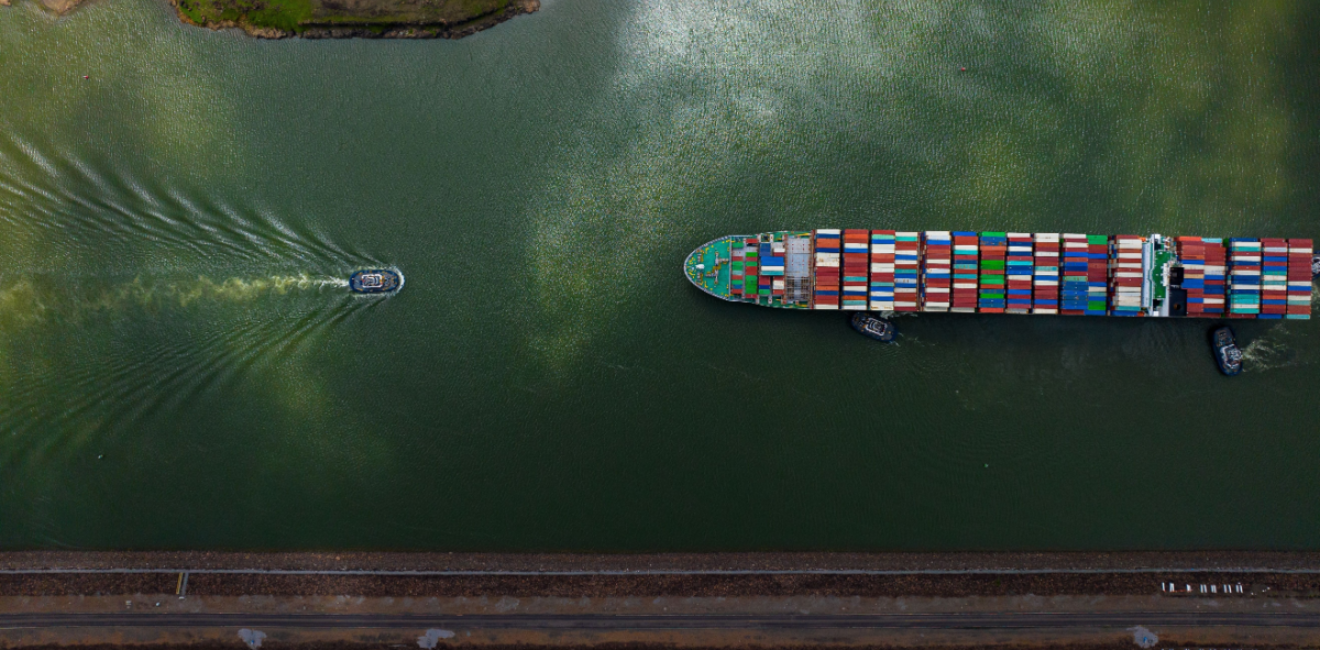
[8,550,1320,572]
[5,551,1320,599]
[166,0,538,39]
[6,552,1320,648]
[5,0,540,39]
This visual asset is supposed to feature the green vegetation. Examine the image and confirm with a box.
[171,0,524,36]
[175,0,311,33]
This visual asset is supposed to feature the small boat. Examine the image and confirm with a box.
[349,269,403,294]
[1211,325,1243,376]
[1312,253,1320,278]
[850,312,897,342]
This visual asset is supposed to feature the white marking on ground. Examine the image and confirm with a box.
[418,628,455,648]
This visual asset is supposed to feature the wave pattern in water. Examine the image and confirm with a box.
[0,272,383,469]
[0,125,394,465]
[0,130,382,275]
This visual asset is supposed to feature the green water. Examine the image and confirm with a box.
[2,0,1319,550]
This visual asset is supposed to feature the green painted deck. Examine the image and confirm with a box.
[685,236,735,300]
[1152,247,1174,303]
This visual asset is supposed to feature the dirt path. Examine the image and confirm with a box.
[5,552,1320,648]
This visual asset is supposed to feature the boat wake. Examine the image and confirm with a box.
[0,273,352,327]
[1239,325,1303,373]
[0,271,380,448]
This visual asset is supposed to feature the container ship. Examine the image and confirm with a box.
[684,231,1313,319]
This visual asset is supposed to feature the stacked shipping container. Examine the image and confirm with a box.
[1111,235,1143,316]
[1032,233,1060,314]
[894,232,920,311]
[772,229,1311,320]
[741,238,758,299]
[1289,239,1313,320]
[1087,235,1109,315]
[730,241,746,298]
[760,241,776,302]
[1229,238,1262,317]
[869,230,896,311]
[841,229,870,310]
[1006,233,1033,314]
[1061,234,1089,315]
[812,229,840,309]
[952,232,979,313]
[922,231,952,312]
[1203,239,1227,315]
[1260,238,1289,319]
[978,232,1007,313]
[765,237,786,300]
[1176,237,1205,317]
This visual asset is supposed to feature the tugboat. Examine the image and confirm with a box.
[849,312,897,343]
[349,269,403,294]
[1312,253,1320,278]
[1211,325,1244,376]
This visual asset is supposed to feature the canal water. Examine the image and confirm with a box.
[1,0,1318,549]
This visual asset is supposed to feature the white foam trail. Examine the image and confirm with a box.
[0,274,351,328]
[1238,323,1309,373]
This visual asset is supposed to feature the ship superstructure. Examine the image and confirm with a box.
[685,231,1313,319]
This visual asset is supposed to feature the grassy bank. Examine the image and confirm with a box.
[169,0,537,38]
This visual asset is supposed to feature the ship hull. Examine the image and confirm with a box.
[349,269,403,294]
[685,230,1313,320]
